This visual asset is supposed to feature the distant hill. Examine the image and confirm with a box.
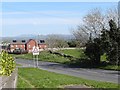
[1,34,75,43]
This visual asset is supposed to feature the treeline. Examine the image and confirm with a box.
[85,20,120,65]
[72,7,119,65]
[45,35,78,48]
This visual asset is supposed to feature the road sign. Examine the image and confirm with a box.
[32,46,39,55]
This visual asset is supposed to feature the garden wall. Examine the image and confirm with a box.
[0,68,18,89]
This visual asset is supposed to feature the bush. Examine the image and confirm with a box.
[85,38,102,65]
[0,51,16,76]
[67,40,77,47]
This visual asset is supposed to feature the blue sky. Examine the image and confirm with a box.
[1,2,118,37]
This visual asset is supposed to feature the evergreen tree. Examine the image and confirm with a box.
[85,20,120,65]
[85,33,102,65]
[101,20,120,65]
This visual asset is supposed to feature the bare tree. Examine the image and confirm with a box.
[106,8,118,27]
[83,8,105,36]
[73,7,119,45]
[46,34,68,48]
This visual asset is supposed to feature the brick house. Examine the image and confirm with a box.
[38,40,47,50]
[8,39,47,53]
[26,39,37,52]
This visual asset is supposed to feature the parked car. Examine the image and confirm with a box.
[13,48,28,54]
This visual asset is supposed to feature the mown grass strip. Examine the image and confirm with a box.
[18,75,35,88]
[17,68,119,88]
[17,75,32,88]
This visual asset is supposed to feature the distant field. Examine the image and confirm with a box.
[58,49,86,58]
[17,68,119,88]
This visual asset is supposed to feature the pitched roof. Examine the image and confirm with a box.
[38,40,46,44]
[10,40,28,45]
[26,39,37,44]
[10,39,46,45]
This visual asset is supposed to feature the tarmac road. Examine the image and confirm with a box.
[16,59,119,84]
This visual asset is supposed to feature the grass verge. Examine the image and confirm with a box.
[17,68,119,88]
[12,49,119,71]
[58,49,85,58]
[12,51,70,64]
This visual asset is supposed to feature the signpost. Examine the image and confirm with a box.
[32,46,39,68]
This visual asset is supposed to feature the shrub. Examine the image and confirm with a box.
[0,51,16,76]
[85,38,102,65]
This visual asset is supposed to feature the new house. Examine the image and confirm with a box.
[8,39,47,53]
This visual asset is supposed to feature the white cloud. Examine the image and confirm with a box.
[2,17,82,25]
[1,10,83,26]
[1,10,82,17]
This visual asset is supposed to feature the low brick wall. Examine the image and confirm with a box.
[0,68,18,89]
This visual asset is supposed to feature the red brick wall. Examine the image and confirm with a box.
[38,44,47,49]
[10,44,25,52]
[26,40,37,52]
[9,39,47,53]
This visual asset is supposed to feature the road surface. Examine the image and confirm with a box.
[16,59,119,84]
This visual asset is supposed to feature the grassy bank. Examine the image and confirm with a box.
[58,49,85,58]
[12,51,70,64]
[12,49,119,71]
[17,68,119,88]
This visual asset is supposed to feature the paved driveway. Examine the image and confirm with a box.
[16,59,119,84]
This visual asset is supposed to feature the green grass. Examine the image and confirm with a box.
[12,50,119,71]
[17,68,119,88]
[12,51,70,64]
[17,75,33,88]
[58,49,86,58]
[16,64,22,66]
[99,65,120,71]
[101,53,107,61]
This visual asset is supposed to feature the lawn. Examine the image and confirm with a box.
[12,51,70,64]
[58,49,86,58]
[17,68,119,88]
[99,65,120,71]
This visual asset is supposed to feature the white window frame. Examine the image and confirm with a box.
[29,45,31,48]
[11,45,13,47]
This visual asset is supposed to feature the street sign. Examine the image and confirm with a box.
[32,46,39,55]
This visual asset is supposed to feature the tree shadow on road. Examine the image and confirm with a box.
[63,58,112,69]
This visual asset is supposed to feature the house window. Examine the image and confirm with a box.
[13,40,17,42]
[22,40,26,43]
[29,45,31,48]
[44,45,47,48]
[40,40,45,43]
[11,45,13,47]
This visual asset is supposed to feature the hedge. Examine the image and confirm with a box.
[0,51,16,76]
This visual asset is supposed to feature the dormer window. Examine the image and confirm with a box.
[22,40,26,43]
[13,40,17,42]
[40,40,45,43]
